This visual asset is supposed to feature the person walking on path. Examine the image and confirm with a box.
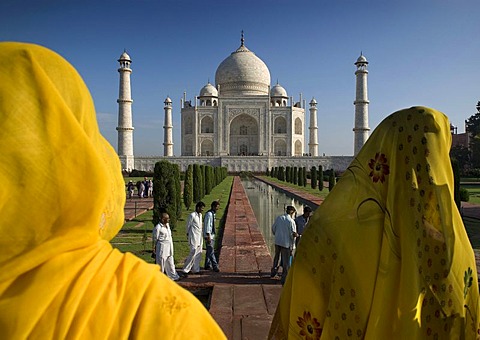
[153,213,180,281]
[182,201,205,276]
[294,206,312,248]
[271,205,298,285]
[204,201,220,272]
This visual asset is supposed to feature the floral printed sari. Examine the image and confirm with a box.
[269,107,480,339]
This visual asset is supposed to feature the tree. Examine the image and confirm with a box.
[193,164,202,202]
[183,164,193,211]
[199,165,205,198]
[311,166,317,189]
[278,166,285,181]
[153,161,179,228]
[450,145,470,175]
[205,165,213,195]
[328,170,336,192]
[451,158,461,210]
[293,167,298,185]
[318,165,324,191]
[302,167,307,187]
[465,101,480,168]
[298,167,303,186]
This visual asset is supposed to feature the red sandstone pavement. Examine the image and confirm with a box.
[178,177,282,340]
[124,196,153,221]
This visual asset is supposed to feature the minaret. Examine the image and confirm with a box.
[116,51,134,170]
[163,96,173,156]
[353,53,370,156]
[308,98,319,156]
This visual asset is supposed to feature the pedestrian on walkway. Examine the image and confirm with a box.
[153,212,180,281]
[204,201,220,272]
[0,42,225,339]
[182,201,205,276]
[270,107,480,338]
[271,205,297,285]
[294,205,312,248]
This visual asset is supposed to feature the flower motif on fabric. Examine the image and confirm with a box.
[368,153,390,183]
[297,311,322,340]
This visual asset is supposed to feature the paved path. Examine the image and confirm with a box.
[178,177,282,339]
[124,196,153,221]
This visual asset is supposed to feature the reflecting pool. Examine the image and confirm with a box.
[241,177,307,256]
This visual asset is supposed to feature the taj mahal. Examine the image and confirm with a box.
[115,33,370,173]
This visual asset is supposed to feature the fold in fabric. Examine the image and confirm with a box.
[269,107,480,339]
[0,42,225,339]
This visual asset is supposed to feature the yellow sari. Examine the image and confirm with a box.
[270,107,480,339]
[0,42,225,339]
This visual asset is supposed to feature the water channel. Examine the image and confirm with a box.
[240,177,309,256]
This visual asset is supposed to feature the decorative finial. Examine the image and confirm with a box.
[208,77,210,84]
[241,30,245,46]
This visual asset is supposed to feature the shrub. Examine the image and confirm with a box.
[311,166,317,189]
[460,188,470,202]
[153,160,180,228]
[328,171,336,192]
[183,164,193,210]
[318,165,324,191]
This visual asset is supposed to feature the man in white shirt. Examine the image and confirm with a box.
[182,201,205,276]
[271,206,298,285]
[152,213,180,281]
[204,201,220,272]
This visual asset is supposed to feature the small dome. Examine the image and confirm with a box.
[199,82,218,97]
[355,53,368,65]
[271,83,288,97]
[164,96,172,103]
[310,98,317,105]
[118,51,131,62]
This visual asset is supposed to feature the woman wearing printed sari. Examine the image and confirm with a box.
[269,107,480,339]
[0,42,225,339]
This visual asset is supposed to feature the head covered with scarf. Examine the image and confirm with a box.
[0,42,225,339]
[270,107,480,339]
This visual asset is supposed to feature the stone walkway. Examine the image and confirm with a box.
[178,177,282,339]
[124,196,153,221]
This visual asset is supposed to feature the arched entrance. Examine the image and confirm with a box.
[229,114,259,156]
[201,139,214,156]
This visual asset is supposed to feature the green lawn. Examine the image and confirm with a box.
[111,176,234,266]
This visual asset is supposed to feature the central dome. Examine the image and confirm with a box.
[215,39,271,96]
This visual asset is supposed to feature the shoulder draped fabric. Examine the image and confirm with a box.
[0,42,225,339]
[269,107,480,339]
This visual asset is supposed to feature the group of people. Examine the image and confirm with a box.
[270,205,313,284]
[151,201,221,281]
[2,42,479,338]
[126,177,153,198]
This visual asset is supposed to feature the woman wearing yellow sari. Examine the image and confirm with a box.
[0,42,225,339]
[269,107,480,339]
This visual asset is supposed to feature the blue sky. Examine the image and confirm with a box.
[2,0,479,156]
